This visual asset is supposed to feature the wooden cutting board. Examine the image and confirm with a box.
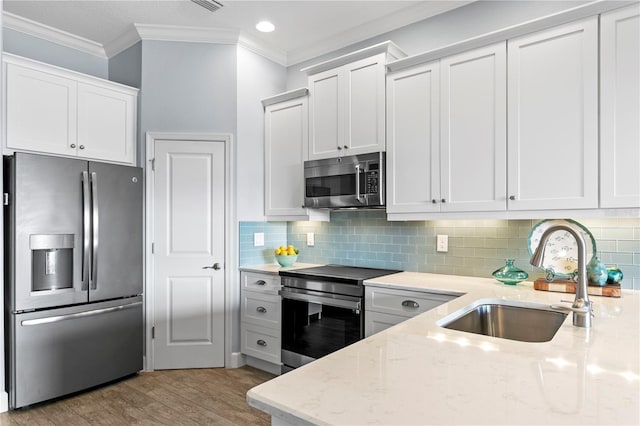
[534,278,621,297]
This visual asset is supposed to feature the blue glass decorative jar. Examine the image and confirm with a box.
[492,259,529,285]
[587,256,608,286]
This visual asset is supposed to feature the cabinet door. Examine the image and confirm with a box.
[308,68,343,160]
[386,62,440,213]
[507,18,598,210]
[264,97,308,217]
[5,63,77,156]
[344,53,386,156]
[441,42,507,212]
[600,5,640,208]
[77,83,136,164]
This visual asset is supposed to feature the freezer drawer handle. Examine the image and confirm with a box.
[20,302,142,326]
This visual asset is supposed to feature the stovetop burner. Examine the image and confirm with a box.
[279,264,401,285]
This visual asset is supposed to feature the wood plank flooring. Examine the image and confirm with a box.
[0,366,275,425]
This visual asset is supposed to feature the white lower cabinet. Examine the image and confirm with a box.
[364,286,457,337]
[240,271,282,372]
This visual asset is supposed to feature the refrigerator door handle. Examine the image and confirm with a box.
[20,301,143,326]
[90,172,99,290]
[81,171,91,291]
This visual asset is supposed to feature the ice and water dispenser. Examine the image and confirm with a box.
[29,234,74,292]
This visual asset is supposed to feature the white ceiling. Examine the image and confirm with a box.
[2,0,473,65]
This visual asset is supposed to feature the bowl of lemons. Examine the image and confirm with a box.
[275,245,299,267]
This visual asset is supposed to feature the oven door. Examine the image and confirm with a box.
[281,287,363,371]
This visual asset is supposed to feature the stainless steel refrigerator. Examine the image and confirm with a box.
[4,152,143,409]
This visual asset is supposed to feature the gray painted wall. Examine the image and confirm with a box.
[287,0,587,89]
[139,40,237,162]
[3,27,108,78]
[236,46,286,222]
[108,41,142,89]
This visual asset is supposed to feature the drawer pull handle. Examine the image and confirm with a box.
[256,306,267,313]
[402,300,420,309]
[256,280,266,286]
[257,339,267,347]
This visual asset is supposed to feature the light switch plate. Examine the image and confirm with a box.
[254,232,264,247]
[306,232,315,247]
[436,234,448,252]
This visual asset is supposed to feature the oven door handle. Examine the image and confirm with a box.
[280,289,361,311]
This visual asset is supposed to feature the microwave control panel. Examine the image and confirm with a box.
[364,163,379,194]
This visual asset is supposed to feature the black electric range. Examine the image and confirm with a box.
[279,264,402,297]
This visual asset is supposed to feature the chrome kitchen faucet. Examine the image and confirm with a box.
[530,220,594,328]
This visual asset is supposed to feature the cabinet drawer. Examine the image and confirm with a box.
[241,291,281,329]
[241,272,281,294]
[365,311,407,338]
[365,286,457,318]
[241,323,281,364]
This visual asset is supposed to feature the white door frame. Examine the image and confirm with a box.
[145,132,236,370]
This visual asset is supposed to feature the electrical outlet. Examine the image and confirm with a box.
[306,232,315,247]
[254,232,264,247]
[436,234,448,252]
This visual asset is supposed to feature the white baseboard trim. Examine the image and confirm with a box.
[0,391,9,412]
[229,352,246,368]
[246,357,282,376]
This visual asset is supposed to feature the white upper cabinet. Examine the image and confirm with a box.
[263,89,329,221]
[4,62,77,157]
[440,42,506,212]
[386,42,506,215]
[3,54,138,165]
[386,61,440,214]
[306,42,406,161]
[507,17,599,210]
[76,83,137,164]
[309,54,386,160]
[600,4,640,208]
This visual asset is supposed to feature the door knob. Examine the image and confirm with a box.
[202,262,221,270]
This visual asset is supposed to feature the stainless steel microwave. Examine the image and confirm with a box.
[304,152,385,209]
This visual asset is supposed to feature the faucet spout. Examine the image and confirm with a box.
[529,220,593,328]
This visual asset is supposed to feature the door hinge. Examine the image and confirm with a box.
[151,243,155,254]
[3,193,9,206]
[151,326,155,339]
[150,158,155,171]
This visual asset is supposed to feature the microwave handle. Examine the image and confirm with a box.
[355,164,363,204]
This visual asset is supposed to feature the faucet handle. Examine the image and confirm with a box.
[551,298,593,314]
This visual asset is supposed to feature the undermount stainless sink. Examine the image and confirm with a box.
[438,300,568,343]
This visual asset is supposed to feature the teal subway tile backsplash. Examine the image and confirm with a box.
[239,213,639,289]
[238,221,287,266]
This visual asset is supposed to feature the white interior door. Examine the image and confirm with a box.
[152,139,225,369]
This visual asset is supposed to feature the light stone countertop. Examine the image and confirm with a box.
[247,271,640,425]
[239,263,322,275]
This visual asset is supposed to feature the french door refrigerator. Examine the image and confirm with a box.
[4,152,143,409]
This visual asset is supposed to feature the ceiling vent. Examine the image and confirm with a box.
[191,0,223,13]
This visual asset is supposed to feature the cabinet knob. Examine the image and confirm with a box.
[79,145,85,150]
[509,195,516,201]
[70,144,76,149]
[337,146,342,150]
[256,306,267,314]
[257,339,267,347]
[343,145,348,149]
[431,199,437,204]
[441,198,446,203]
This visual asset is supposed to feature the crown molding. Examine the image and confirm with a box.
[2,11,107,58]
[104,25,141,58]
[134,23,240,45]
[238,34,287,66]
[287,0,474,66]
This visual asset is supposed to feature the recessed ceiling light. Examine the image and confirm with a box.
[256,21,275,33]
